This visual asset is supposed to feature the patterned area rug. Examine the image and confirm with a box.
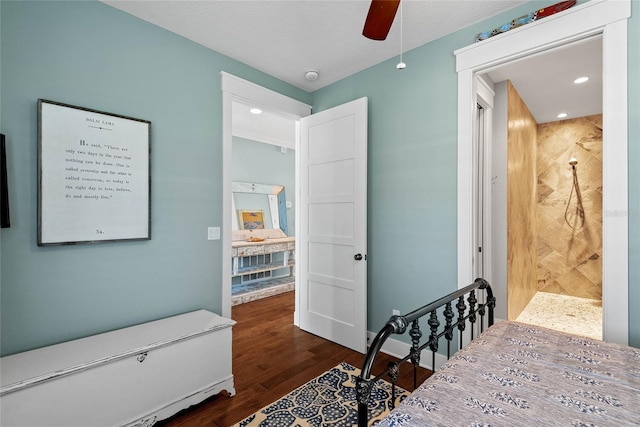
[233,362,408,427]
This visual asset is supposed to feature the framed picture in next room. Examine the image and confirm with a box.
[239,210,265,230]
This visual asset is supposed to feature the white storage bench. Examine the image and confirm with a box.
[0,310,235,427]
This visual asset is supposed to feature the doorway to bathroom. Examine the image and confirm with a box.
[483,37,604,340]
[456,0,630,345]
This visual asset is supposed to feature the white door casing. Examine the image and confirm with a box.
[475,76,495,286]
[298,97,368,354]
[455,0,630,345]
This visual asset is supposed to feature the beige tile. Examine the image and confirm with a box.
[537,218,574,252]
[581,192,603,223]
[537,264,555,289]
[540,188,576,225]
[537,240,554,259]
[539,280,569,295]
[554,267,601,300]
[573,155,602,194]
[526,114,602,312]
[556,232,599,267]
[574,217,602,252]
[507,82,538,321]
[584,114,603,130]
[538,159,574,190]
[538,249,573,278]
[576,252,602,287]
[537,180,554,203]
[576,134,603,161]
[537,129,571,171]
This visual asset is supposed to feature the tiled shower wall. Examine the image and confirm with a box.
[536,115,603,300]
[507,82,538,320]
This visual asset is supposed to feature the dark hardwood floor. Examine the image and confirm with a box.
[157,291,431,427]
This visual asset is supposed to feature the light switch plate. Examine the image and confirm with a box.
[208,227,220,240]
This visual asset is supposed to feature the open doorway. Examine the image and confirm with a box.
[230,100,297,306]
[480,35,604,339]
[220,72,311,319]
[456,0,630,345]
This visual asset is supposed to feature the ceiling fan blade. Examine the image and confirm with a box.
[362,0,400,41]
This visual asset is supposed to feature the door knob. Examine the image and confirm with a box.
[354,253,363,261]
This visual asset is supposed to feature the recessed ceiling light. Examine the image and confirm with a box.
[573,76,589,84]
[249,108,262,115]
[557,112,568,119]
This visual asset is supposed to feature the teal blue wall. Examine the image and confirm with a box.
[312,1,639,348]
[1,0,637,356]
[232,137,295,235]
[0,0,310,356]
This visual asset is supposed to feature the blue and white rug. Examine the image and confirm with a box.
[233,362,408,426]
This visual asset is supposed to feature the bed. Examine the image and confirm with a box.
[356,279,640,426]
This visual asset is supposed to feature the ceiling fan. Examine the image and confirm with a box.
[362,0,401,40]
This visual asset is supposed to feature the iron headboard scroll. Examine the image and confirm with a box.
[356,278,495,427]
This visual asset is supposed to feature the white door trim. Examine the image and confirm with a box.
[474,75,495,284]
[455,0,630,345]
[220,72,311,318]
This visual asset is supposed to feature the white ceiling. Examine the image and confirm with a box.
[102,0,603,134]
[232,99,296,148]
[484,34,602,124]
[102,0,528,92]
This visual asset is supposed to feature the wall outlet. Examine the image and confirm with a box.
[392,309,400,316]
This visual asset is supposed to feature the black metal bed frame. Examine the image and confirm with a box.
[355,278,495,427]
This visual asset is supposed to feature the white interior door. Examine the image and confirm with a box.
[297,97,368,353]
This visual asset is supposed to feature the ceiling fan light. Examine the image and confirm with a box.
[396,62,406,70]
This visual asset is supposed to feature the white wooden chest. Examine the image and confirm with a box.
[0,310,235,427]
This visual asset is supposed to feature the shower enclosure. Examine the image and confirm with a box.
[505,82,603,339]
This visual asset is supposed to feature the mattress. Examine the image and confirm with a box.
[376,321,640,426]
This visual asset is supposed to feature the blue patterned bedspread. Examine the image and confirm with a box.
[377,321,640,427]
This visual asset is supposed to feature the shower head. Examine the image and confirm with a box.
[569,157,578,166]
